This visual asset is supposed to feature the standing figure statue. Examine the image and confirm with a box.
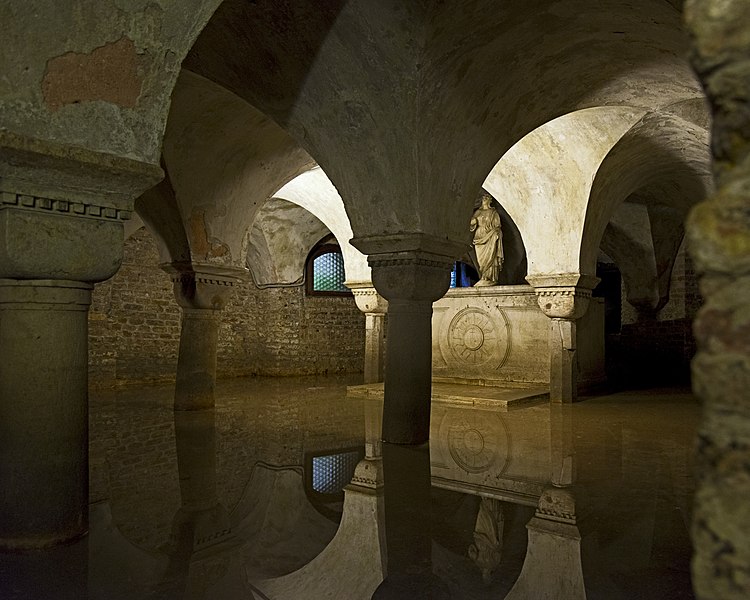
[470,193,503,286]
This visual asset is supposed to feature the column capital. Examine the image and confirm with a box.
[535,486,577,525]
[526,273,600,320]
[367,251,454,303]
[346,282,389,314]
[162,262,247,311]
[0,136,164,282]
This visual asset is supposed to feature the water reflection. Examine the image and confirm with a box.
[0,378,698,599]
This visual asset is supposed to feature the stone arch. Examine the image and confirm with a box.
[246,197,331,286]
[183,0,703,251]
[272,167,370,285]
[483,106,647,279]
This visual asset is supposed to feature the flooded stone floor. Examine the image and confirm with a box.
[0,376,699,599]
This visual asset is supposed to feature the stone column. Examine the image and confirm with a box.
[527,274,599,403]
[162,264,245,411]
[684,2,750,598]
[361,245,456,445]
[348,283,388,384]
[0,144,158,549]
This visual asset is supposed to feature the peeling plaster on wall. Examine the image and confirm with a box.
[187,209,230,262]
[42,37,144,112]
[162,70,315,267]
[0,0,224,164]
[247,198,330,285]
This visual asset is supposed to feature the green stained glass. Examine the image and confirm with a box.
[313,251,347,292]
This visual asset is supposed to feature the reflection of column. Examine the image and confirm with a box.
[0,168,146,549]
[683,4,750,598]
[365,250,454,444]
[170,410,232,552]
[506,402,584,600]
[163,264,245,411]
[373,442,449,599]
[527,274,599,403]
[348,283,388,384]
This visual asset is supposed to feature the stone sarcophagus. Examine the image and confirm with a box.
[432,285,605,389]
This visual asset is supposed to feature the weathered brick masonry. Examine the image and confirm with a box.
[89,228,365,387]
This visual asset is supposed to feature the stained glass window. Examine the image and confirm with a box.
[313,251,347,292]
[311,450,361,494]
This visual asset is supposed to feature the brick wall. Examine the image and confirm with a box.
[89,227,365,386]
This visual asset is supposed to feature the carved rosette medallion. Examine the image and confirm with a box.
[448,307,511,368]
[446,411,510,474]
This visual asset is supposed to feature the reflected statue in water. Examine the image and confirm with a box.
[469,497,505,584]
[470,193,503,286]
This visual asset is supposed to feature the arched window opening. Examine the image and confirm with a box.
[450,261,480,288]
[305,237,350,296]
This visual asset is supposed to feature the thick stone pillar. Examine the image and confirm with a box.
[684,2,750,598]
[163,264,244,411]
[0,142,159,549]
[0,280,93,549]
[353,239,460,445]
[348,283,388,384]
[527,274,599,403]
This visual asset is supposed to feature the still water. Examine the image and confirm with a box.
[0,376,699,599]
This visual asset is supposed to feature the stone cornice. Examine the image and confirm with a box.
[526,273,600,319]
[345,282,389,314]
[161,262,248,287]
[161,262,247,310]
[0,191,131,222]
[0,131,164,205]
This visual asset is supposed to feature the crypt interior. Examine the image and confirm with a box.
[0,1,749,599]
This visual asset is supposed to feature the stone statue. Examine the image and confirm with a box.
[470,194,503,286]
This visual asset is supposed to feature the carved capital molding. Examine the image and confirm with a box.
[346,282,389,314]
[526,273,600,320]
[368,250,454,303]
[0,191,132,223]
[162,262,247,311]
[346,457,384,491]
[535,486,577,525]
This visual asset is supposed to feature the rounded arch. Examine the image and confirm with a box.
[246,197,331,286]
[272,167,370,285]
[583,107,713,276]
[184,0,703,251]
[483,106,647,278]
[159,69,316,267]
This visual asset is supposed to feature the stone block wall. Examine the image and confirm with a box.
[89,227,365,387]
